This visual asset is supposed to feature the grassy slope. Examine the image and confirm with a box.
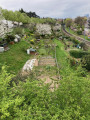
[66,28,90,41]
[0,40,30,74]
[54,39,74,76]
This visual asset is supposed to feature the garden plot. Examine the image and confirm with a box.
[39,56,56,66]
[36,66,59,92]
[38,75,59,92]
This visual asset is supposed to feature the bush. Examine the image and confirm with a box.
[30,39,34,44]
[70,37,80,44]
[69,50,90,58]
[34,33,40,39]
[80,42,88,51]
[77,30,82,35]
[69,58,77,66]
[13,27,24,35]
[81,55,90,71]
[0,38,3,42]
[5,33,15,43]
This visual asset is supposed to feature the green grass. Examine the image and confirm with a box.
[66,28,90,41]
[39,48,47,55]
[0,40,30,74]
[54,39,74,76]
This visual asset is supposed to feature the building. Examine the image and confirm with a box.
[27,48,36,55]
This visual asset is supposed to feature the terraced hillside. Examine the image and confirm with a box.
[39,56,56,66]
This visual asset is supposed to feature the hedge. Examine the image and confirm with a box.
[81,55,90,71]
[69,50,90,58]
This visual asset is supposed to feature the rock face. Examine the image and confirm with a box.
[36,24,52,35]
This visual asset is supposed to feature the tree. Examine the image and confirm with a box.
[65,18,73,28]
[75,16,87,28]
[81,55,90,71]
[19,8,40,18]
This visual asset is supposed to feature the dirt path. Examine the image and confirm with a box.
[38,74,59,92]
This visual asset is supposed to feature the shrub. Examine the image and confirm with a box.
[80,42,88,51]
[34,33,40,39]
[81,55,90,71]
[69,58,77,66]
[0,38,3,42]
[69,50,90,58]
[70,37,80,44]
[5,33,15,43]
[30,39,34,44]
[13,27,24,35]
[77,30,82,35]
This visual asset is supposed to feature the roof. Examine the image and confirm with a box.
[30,48,36,52]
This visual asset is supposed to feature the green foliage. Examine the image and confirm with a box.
[80,42,88,51]
[81,55,90,71]
[0,65,90,120]
[2,9,57,25]
[30,39,35,44]
[69,57,77,66]
[2,9,30,23]
[65,18,73,28]
[5,33,15,43]
[19,8,40,18]
[75,16,87,28]
[13,27,24,35]
[0,38,3,42]
[69,50,90,58]
[39,48,46,55]
[70,37,80,44]
[77,30,82,35]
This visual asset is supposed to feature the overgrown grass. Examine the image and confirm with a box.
[54,39,74,76]
[0,40,30,74]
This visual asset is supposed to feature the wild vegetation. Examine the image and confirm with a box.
[2,8,56,24]
[0,8,90,120]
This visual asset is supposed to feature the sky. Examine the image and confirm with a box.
[0,0,90,18]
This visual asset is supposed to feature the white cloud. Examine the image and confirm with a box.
[0,0,90,18]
